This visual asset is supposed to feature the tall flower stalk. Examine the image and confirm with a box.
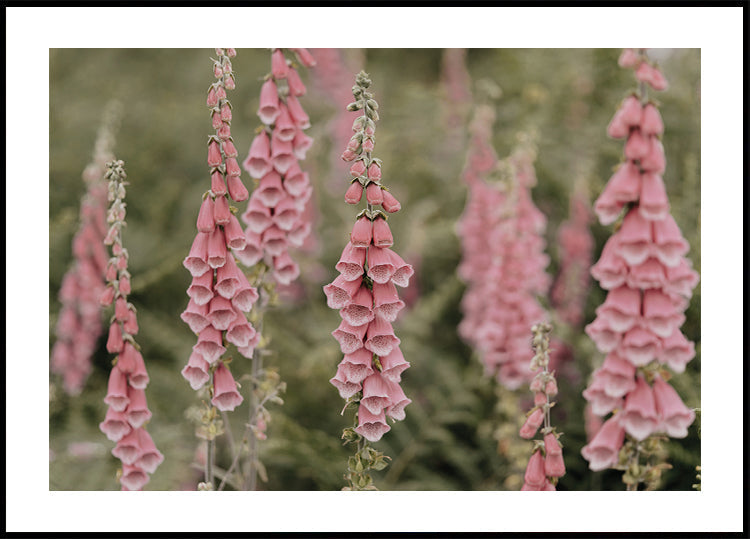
[324,71,413,491]
[51,102,120,394]
[181,48,259,491]
[581,49,699,490]
[232,47,315,490]
[519,322,565,491]
[99,160,163,490]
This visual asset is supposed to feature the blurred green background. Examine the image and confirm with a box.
[49,48,700,491]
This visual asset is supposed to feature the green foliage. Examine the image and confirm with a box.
[49,48,700,491]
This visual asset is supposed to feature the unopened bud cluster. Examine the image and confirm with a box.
[98,160,163,490]
[581,49,698,482]
[325,72,413,453]
[181,49,258,411]
[238,48,317,285]
[520,323,565,491]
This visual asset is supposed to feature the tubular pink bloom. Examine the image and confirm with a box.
[286,95,310,129]
[106,321,124,354]
[223,215,246,250]
[325,275,364,309]
[207,295,237,331]
[211,362,244,411]
[618,48,641,68]
[181,297,211,333]
[624,128,650,160]
[211,171,226,196]
[188,268,214,305]
[104,366,130,412]
[636,62,668,91]
[193,325,226,364]
[335,242,367,281]
[372,280,405,322]
[583,372,623,416]
[100,285,116,306]
[222,138,238,158]
[207,227,227,269]
[620,326,661,366]
[181,351,210,390]
[619,95,643,126]
[183,232,211,277]
[350,216,373,247]
[364,316,401,357]
[616,209,653,266]
[99,407,131,442]
[602,161,642,204]
[227,174,249,202]
[330,363,362,399]
[286,67,307,97]
[366,183,384,206]
[215,254,241,299]
[120,464,149,491]
[256,171,286,208]
[544,433,565,478]
[381,190,401,213]
[581,416,626,471]
[380,346,410,383]
[243,131,273,179]
[283,163,310,197]
[207,140,222,167]
[387,249,414,287]
[292,48,316,67]
[271,48,288,79]
[607,108,631,139]
[355,405,390,442]
[272,252,300,285]
[236,331,261,360]
[652,215,689,267]
[273,105,297,143]
[345,182,364,204]
[226,315,257,349]
[332,319,368,354]
[360,371,392,415]
[590,238,628,289]
[133,429,164,474]
[270,130,295,173]
[626,257,667,290]
[640,103,664,135]
[340,283,375,327]
[642,289,686,338]
[620,376,659,440]
[231,281,259,313]
[640,137,666,174]
[258,79,280,124]
[598,352,637,397]
[340,348,375,384]
[213,194,231,225]
[350,160,366,178]
[585,316,621,354]
[128,350,150,390]
[125,386,152,428]
[261,225,287,257]
[533,391,547,407]
[524,450,546,488]
[663,258,700,299]
[595,285,641,333]
[273,196,301,231]
[519,407,544,439]
[234,230,264,267]
[242,196,273,234]
[112,428,141,465]
[372,218,393,248]
[292,129,314,160]
[652,376,695,438]
[384,379,411,421]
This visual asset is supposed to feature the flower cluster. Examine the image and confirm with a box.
[325,71,413,447]
[181,48,257,411]
[581,49,698,480]
[458,131,550,389]
[98,160,163,490]
[51,106,118,394]
[238,48,316,285]
[520,323,565,491]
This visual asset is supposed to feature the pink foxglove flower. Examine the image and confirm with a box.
[181,49,259,411]
[582,49,698,483]
[98,160,162,490]
[240,48,317,288]
[519,323,565,491]
[325,72,411,489]
[52,104,120,395]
